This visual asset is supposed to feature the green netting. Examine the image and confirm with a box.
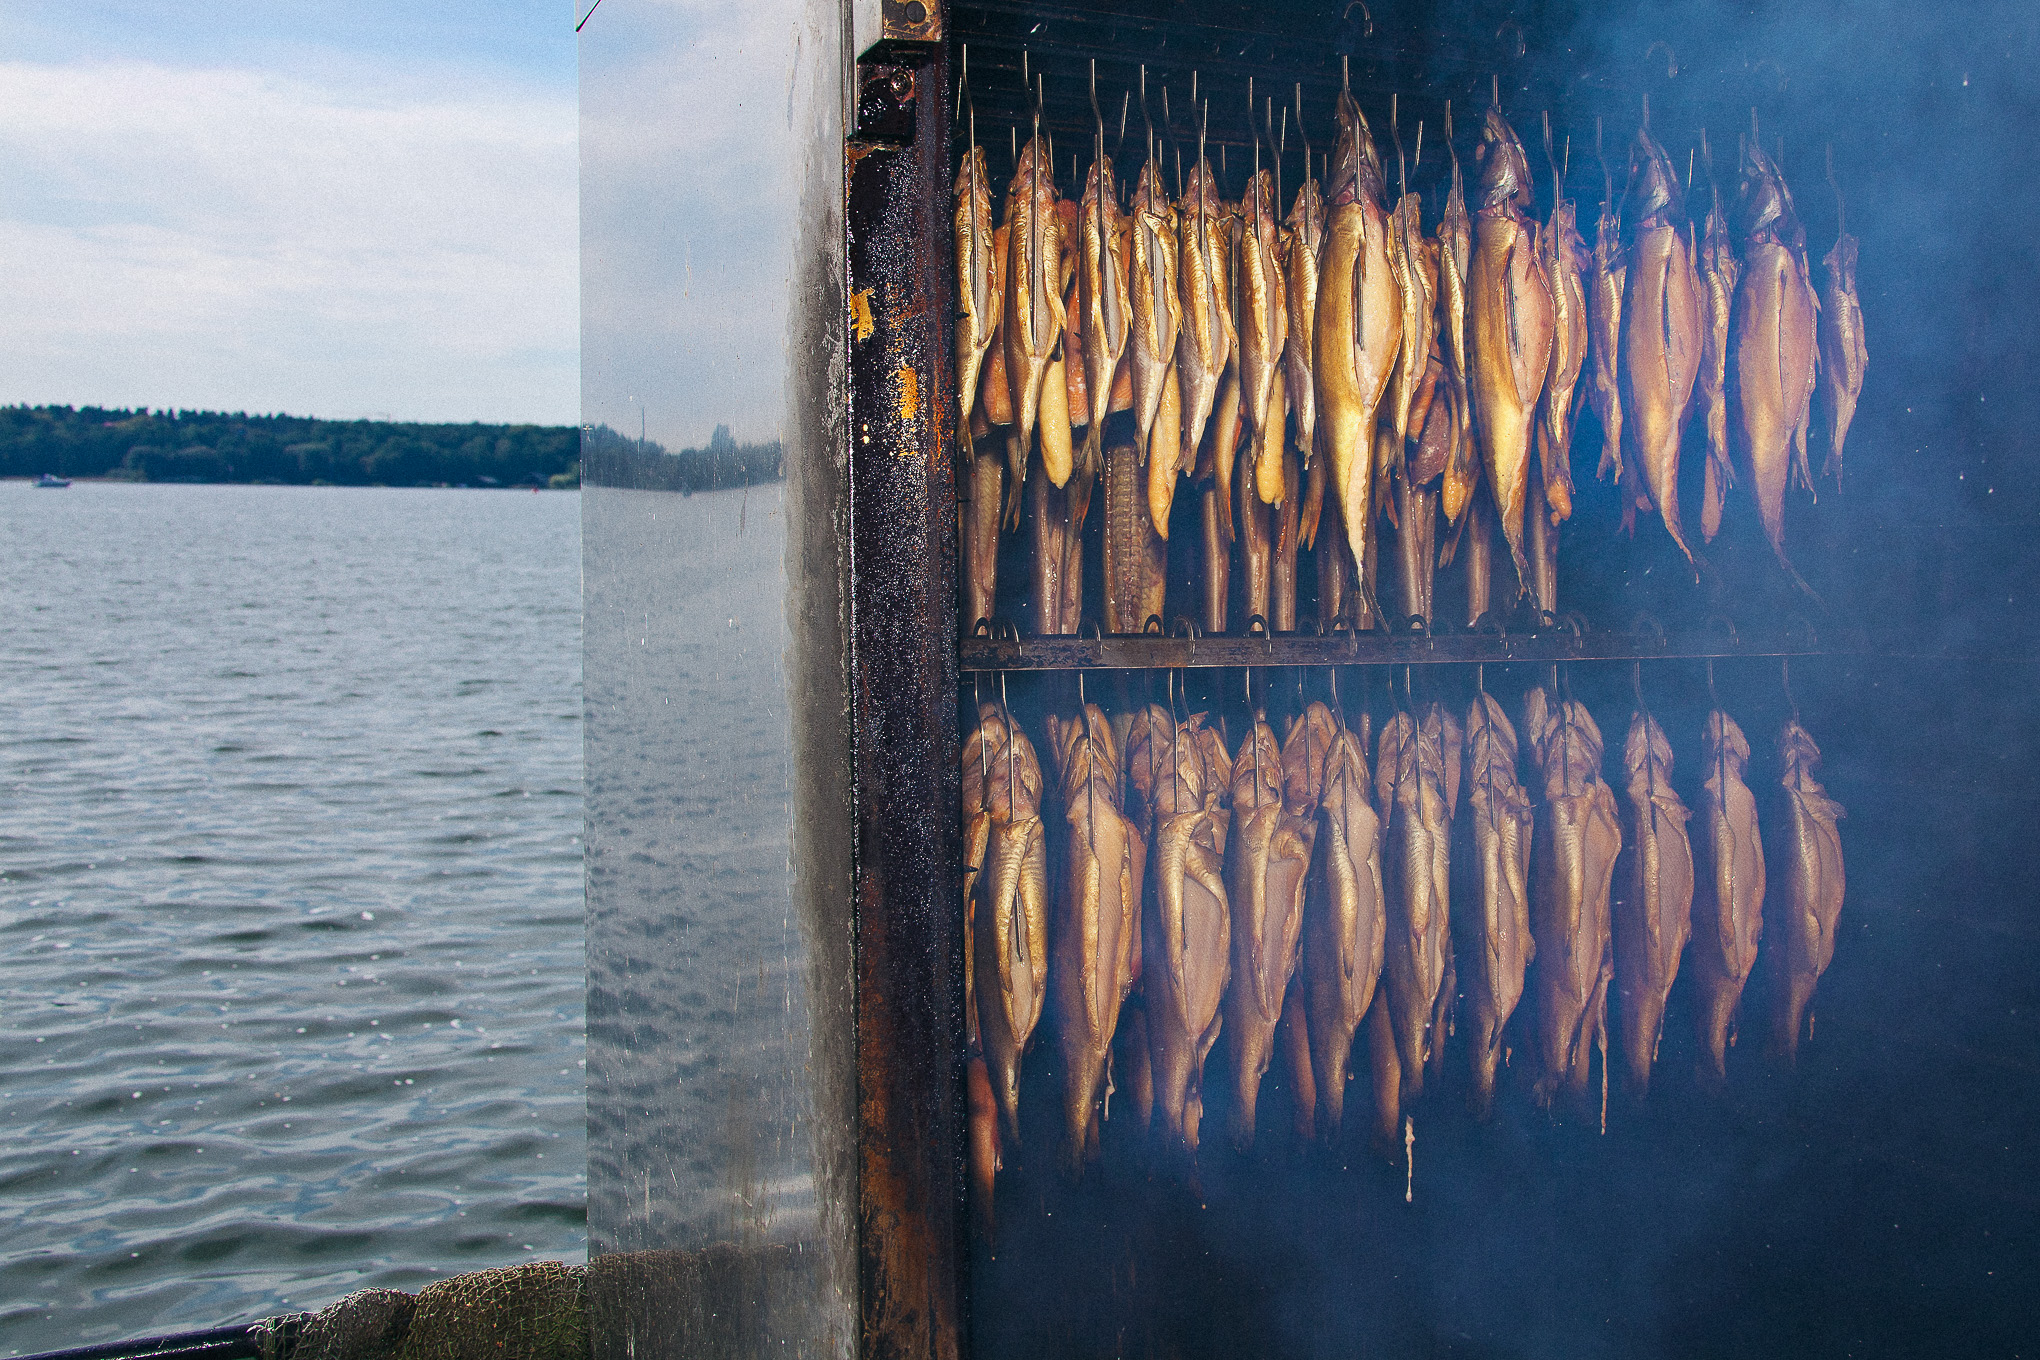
[290,1289,417,1360]
[390,1262,586,1360]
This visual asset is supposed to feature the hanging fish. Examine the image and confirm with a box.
[1523,688,1620,1109]
[1044,704,1142,1178]
[956,143,1002,459]
[1468,103,1554,597]
[1453,691,1533,1119]
[1299,711,1383,1145]
[1176,155,1237,493]
[1697,141,1741,543]
[1586,133,1627,487]
[964,702,1049,1155]
[1770,718,1846,1067]
[1692,709,1765,1090]
[1388,180,1437,451]
[1437,108,1479,526]
[1817,157,1866,486]
[1220,707,1317,1150]
[1284,174,1325,479]
[1619,119,1704,569]
[1612,709,1694,1099]
[1371,702,1453,1142]
[1078,154,1132,476]
[1238,169,1290,506]
[1315,88,1400,621]
[962,218,1008,631]
[1001,135,1066,527]
[1130,160,1183,475]
[1540,194,1589,525]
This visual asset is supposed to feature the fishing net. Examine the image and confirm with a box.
[391,1262,587,1360]
[289,1289,417,1360]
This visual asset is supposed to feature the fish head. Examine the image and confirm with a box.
[1010,135,1057,208]
[1701,710,1751,776]
[1475,105,1534,213]
[1245,168,1280,232]
[1624,711,1675,785]
[1625,125,1684,231]
[1231,720,1284,811]
[1824,231,1858,290]
[1732,139,1800,246]
[1330,89,1387,207]
[1082,156,1120,213]
[955,144,992,204]
[1374,710,1420,802]
[1281,702,1340,814]
[1286,177,1323,240]
[1777,719,1823,780]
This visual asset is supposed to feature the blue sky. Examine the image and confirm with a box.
[4,1,579,424]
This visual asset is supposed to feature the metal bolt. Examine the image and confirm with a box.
[888,69,916,102]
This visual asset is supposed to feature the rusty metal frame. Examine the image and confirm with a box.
[844,13,966,1360]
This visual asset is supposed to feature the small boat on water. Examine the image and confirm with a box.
[36,473,71,487]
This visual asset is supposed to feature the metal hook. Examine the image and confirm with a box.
[1344,1,1374,39]
[1645,41,1678,79]
[1782,656,1800,724]
[1705,657,1720,711]
[1826,143,1847,236]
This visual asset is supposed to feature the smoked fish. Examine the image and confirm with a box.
[1693,710,1765,1089]
[1523,689,1621,1108]
[1130,160,1183,474]
[1586,164,1626,486]
[1389,187,1437,450]
[1240,168,1290,505]
[1437,116,1478,525]
[1619,123,1704,569]
[1176,158,1237,489]
[1541,195,1588,523]
[1315,89,1400,619]
[1454,692,1534,1118]
[1468,104,1554,597]
[1817,227,1866,486]
[1221,710,1318,1150]
[1045,706,1143,1178]
[1078,154,1132,474]
[1301,714,1384,1145]
[956,143,1001,459]
[965,702,1049,1151]
[1373,705,1453,1134]
[1770,719,1845,1067]
[1001,135,1066,527]
[1697,157,1741,543]
[1283,176,1325,478]
[1613,710,1694,1099]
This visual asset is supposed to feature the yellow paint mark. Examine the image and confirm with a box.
[850,289,875,344]
[897,366,920,425]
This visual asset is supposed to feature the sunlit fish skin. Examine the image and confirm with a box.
[1697,176,1741,543]
[1729,139,1821,599]
[1817,229,1866,486]
[1283,177,1325,481]
[1619,124,1704,570]
[1078,156,1132,475]
[1220,711,1318,1151]
[1315,90,1400,615]
[1044,705,1141,1179]
[1137,710,1232,1168]
[1540,196,1589,524]
[1001,135,1066,526]
[1437,148,1478,526]
[1454,693,1533,1119]
[963,703,1049,1153]
[1770,719,1845,1067]
[1523,690,1621,1109]
[1612,711,1694,1099]
[1371,706,1453,1140]
[1692,710,1765,1089]
[1175,161,1237,491]
[1298,715,1383,1146]
[955,144,1002,461]
[1468,104,1554,597]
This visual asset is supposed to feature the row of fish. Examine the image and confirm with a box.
[954,81,1868,633]
[959,688,1845,1228]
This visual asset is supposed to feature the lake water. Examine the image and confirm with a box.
[0,483,586,1356]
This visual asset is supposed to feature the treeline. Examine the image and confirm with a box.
[582,423,784,493]
[1,405,581,487]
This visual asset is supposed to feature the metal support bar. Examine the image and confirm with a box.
[958,629,1871,671]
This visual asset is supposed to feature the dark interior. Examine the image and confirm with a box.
[947,2,2040,1355]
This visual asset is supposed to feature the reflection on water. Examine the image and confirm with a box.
[0,483,586,1355]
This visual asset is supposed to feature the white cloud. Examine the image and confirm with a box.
[0,59,577,423]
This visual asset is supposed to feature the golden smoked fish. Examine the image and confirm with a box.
[1078,154,1131,474]
[1283,176,1324,479]
[1388,188,1437,450]
[1371,706,1452,1141]
[1730,139,1821,599]
[1437,117,1478,525]
[1315,89,1400,618]
[1221,710,1318,1150]
[1002,135,1065,526]
[965,702,1049,1153]
[1619,123,1704,569]
[1468,104,1553,596]
[1176,159,1237,485]
[1130,161,1183,471]
[1613,710,1693,1099]
[1770,719,1845,1066]
[956,144,1001,459]
[1454,692,1533,1118]
[1240,169,1289,506]
[1140,710,1232,1167]
[1301,714,1383,1145]
[1541,195,1588,524]
[1523,689,1620,1109]
[1817,227,1866,485]
[1697,159,1741,543]
[1045,705,1142,1178]
[1586,156,1626,486]
[1692,710,1765,1089]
